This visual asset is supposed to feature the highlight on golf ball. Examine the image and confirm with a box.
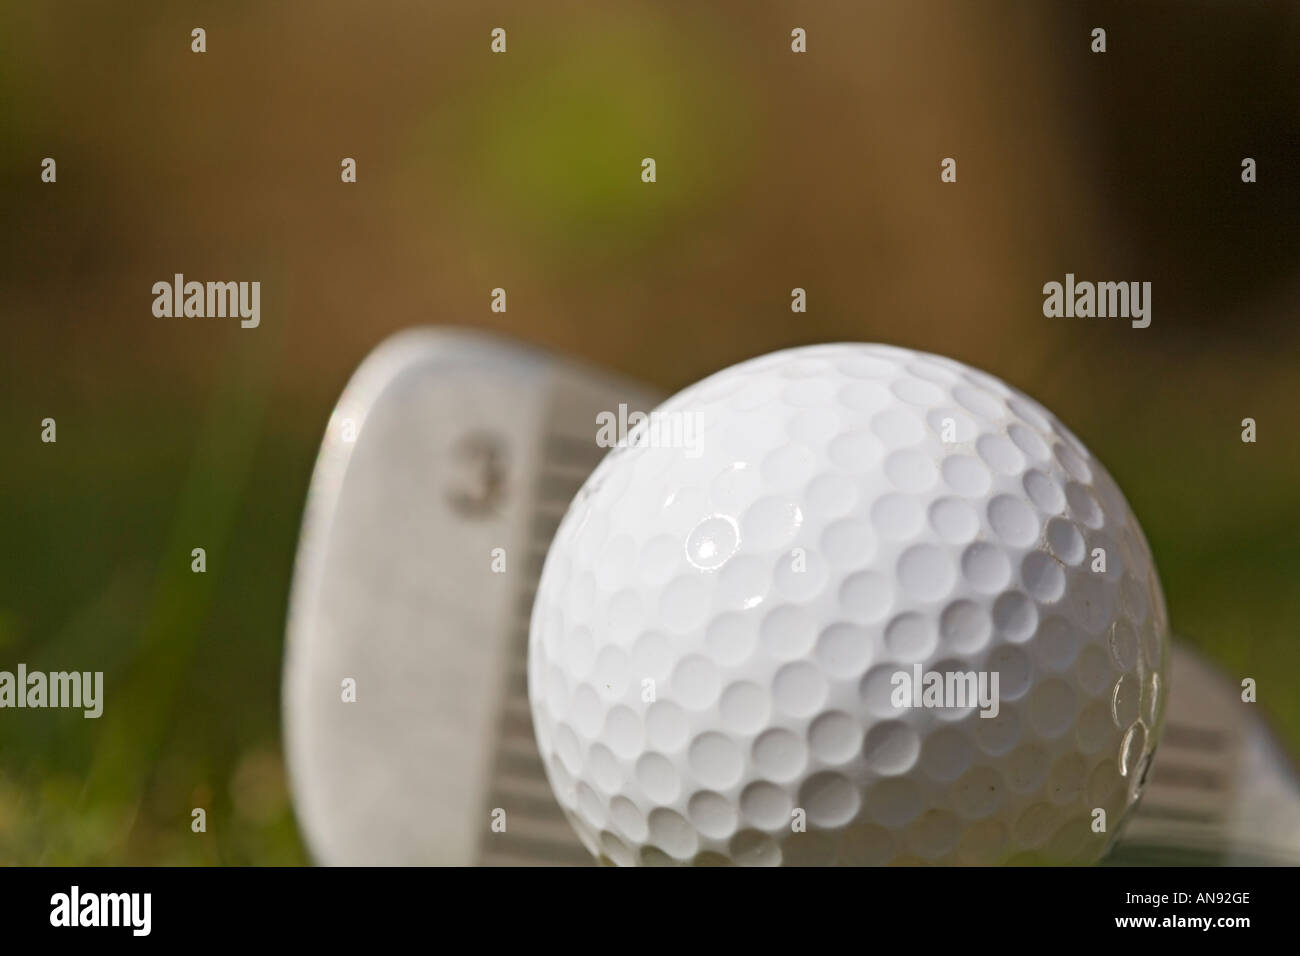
[527,343,1169,865]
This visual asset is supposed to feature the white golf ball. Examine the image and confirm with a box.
[528,343,1168,865]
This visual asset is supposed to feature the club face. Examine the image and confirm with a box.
[283,327,658,864]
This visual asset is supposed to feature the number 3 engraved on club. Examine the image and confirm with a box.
[447,432,507,518]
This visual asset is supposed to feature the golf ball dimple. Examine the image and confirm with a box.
[528,344,1169,865]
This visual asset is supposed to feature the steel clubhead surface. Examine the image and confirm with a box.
[283,327,660,864]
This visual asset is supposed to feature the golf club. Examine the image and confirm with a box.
[283,327,658,864]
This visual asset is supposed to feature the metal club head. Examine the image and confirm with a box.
[283,327,660,865]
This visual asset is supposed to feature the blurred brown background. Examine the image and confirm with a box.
[1,1,1297,863]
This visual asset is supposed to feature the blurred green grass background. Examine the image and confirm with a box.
[1,1,1298,863]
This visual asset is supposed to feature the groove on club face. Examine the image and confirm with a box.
[476,396,614,864]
